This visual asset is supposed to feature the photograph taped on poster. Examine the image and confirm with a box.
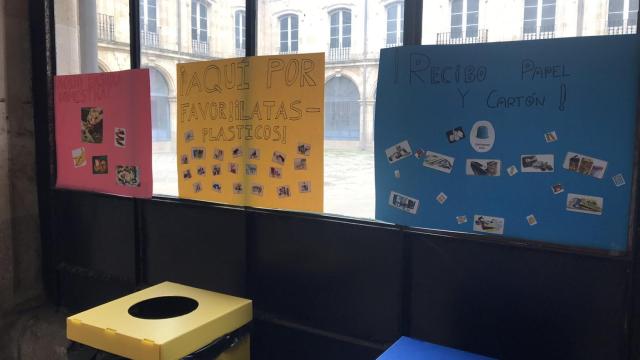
[389,191,419,214]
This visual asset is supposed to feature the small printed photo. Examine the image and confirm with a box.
[386,140,413,164]
[456,215,468,225]
[436,192,447,205]
[563,152,607,179]
[415,148,425,159]
[577,156,594,175]
[81,107,103,143]
[213,148,224,161]
[297,143,311,156]
[269,166,282,178]
[294,158,307,170]
[612,173,626,187]
[466,159,501,176]
[71,147,87,168]
[182,169,192,180]
[184,130,194,143]
[114,128,126,148]
[92,155,108,174]
[394,170,400,178]
[544,131,558,143]
[197,166,206,176]
[249,148,260,160]
[212,164,222,176]
[507,165,518,176]
[116,165,140,187]
[473,215,505,235]
[588,158,608,179]
[299,181,311,193]
[563,152,581,172]
[180,154,189,165]
[566,193,603,215]
[233,182,243,194]
[423,151,455,174]
[272,151,286,165]
[446,126,465,143]
[212,182,222,193]
[192,182,202,193]
[228,163,238,174]
[551,183,565,194]
[191,147,205,160]
[251,183,264,196]
[277,185,291,198]
[521,154,554,172]
[232,146,243,158]
[388,191,419,215]
[246,164,258,176]
[526,214,538,226]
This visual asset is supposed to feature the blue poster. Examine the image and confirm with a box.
[374,35,639,252]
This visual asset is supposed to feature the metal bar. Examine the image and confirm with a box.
[246,0,257,56]
[403,0,423,46]
[130,0,141,68]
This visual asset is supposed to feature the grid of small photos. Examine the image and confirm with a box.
[180,131,313,201]
[72,106,140,187]
[386,124,627,236]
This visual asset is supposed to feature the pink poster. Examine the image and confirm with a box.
[54,69,152,198]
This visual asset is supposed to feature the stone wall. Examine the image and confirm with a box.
[0,1,65,358]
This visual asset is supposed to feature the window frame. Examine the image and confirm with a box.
[329,8,352,49]
[191,0,209,43]
[29,0,640,294]
[278,13,299,54]
[450,0,479,39]
[140,0,157,34]
[386,2,404,46]
[608,0,639,28]
[524,0,556,35]
[235,9,246,53]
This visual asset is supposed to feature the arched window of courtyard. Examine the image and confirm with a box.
[149,68,171,141]
[324,76,360,140]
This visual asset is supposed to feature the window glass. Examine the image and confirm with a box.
[138,0,246,196]
[425,0,635,45]
[56,0,130,75]
[257,1,405,219]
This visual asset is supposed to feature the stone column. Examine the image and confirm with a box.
[79,0,98,73]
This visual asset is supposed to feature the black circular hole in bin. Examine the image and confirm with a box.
[128,296,199,319]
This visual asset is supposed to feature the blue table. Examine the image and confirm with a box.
[378,337,495,360]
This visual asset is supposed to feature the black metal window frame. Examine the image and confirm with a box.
[28,0,640,278]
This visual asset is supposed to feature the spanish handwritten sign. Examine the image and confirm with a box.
[55,69,153,197]
[375,36,639,251]
[177,54,324,212]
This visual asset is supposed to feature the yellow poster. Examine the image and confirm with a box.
[177,53,324,212]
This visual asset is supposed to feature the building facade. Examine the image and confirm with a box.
[56,0,637,152]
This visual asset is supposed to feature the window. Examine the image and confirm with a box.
[386,2,404,46]
[191,0,208,55]
[140,0,158,47]
[149,68,171,142]
[279,14,299,54]
[235,10,246,56]
[608,0,639,32]
[451,0,479,39]
[524,0,556,38]
[325,76,360,140]
[330,9,351,49]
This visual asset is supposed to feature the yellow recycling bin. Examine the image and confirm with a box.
[67,281,252,360]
